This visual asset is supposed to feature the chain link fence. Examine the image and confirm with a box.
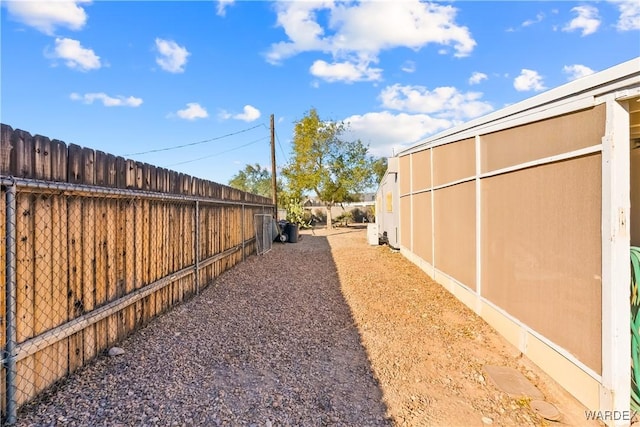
[1,177,272,424]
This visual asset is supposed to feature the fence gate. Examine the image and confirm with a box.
[254,214,273,255]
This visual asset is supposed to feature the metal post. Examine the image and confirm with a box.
[5,181,17,425]
[270,114,277,212]
[194,200,200,295]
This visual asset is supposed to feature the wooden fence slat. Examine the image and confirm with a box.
[33,194,56,395]
[11,130,34,179]
[106,199,118,345]
[162,203,170,309]
[215,207,221,280]
[135,162,144,190]
[106,154,117,188]
[82,147,95,186]
[142,163,151,191]
[169,205,177,303]
[157,203,166,313]
[125,159,136,189]
[149,164,157,192]
[67,144,82,184]
[116,201,126,299]
[81,197,96,362]
[94,151,107,187]
[50,139,68,182]
[67,197,84,373]
[134,198,144,328]
[81,147,96,362]
[185,204,191,269]
[201,206,209,284]
[33,135,52,181]
[52,195,69,382]
[124,198,135,333]
[116,156,127,189]
[94,196,108,353]
[150,201,159,315]
[1,123,14,174]
[15,194,35,406]
[141,199,151,323]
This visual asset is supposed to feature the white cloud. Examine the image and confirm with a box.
[522,12,544,27]
[219,105,261,122]
[379,84,493,120]
[563,64,595,81]
[70,92,142,107]
[5,0,90,35]
[513,69,546,92]
[216,0,234,17]
[343,111,454,157]
[309,59,382,83]
[173,103,208,120]
[563,5,601,36]
[266,1,476,71]
[234,105,261,122]
[155,38,190,73]
[609,0,640,30]
[48,37,101,71]
[401,61,416,73]
[468,72,488,85]
[339,82,496,156]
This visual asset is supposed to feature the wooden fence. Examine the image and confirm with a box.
[0,124,274,422]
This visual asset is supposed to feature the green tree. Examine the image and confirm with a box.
[228,163,272,198]
[372,157,388,184]
[282,108,375,229]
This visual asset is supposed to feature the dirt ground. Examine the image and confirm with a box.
[15,225,601,426]
[319,226,601,426]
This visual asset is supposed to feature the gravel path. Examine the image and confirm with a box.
[16,228,390,427]
[16,226,597,426]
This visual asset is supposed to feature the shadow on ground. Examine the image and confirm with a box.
[16,233,391,426]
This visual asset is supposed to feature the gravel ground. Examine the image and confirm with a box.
[15,226,599,426]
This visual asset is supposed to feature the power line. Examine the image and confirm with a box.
[274,128,288,164]
[261,120,288,166]
[124,124,263,156]
[164,136,269,167]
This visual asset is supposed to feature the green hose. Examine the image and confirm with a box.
[631,246,640,413]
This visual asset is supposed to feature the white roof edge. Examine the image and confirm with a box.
[397,56,640,156]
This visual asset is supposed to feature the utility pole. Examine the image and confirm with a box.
[270,113,277,215]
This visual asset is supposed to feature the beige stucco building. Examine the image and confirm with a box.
[377,57,640,425]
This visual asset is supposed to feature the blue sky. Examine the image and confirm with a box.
[2,1,639,185]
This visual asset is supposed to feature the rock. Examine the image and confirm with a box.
[530,400,562,421]
[108,347,125,357]
[481,416,494,425]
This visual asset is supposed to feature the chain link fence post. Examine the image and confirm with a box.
[4,180,17,425]
[195,200,200,295]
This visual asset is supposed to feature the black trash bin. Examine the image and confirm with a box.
[277,220,289,242]
[288,223,299,243]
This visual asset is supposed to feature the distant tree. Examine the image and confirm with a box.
[228,163,272,198]
[282,108,376,229]
[372,157,388,184]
